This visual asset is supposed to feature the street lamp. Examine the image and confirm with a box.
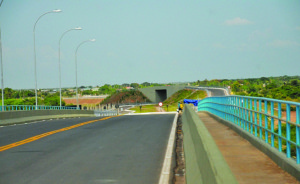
[33,9,62,109]
[0,0,4,111]
[0,27,3,111]
[58,27,82,109]
[75,39,95,110]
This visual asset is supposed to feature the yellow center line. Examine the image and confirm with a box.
[0,115,122,152]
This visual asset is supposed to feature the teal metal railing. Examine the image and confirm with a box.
[0,105,76,111]
[198,96,300,164]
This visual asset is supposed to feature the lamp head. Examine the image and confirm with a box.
[53,9,62,13]
[75,27,82,30]
[90,39,96,42]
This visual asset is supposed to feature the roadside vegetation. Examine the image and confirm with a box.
[0,94,65,106]
[1,75,300,106]
[100,90,150,105]
[129,105,157,113]
[192,75,300,102]
[0,82,180,106]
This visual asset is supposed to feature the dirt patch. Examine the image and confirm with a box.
[156,106,166,112]
[172,113,186,184]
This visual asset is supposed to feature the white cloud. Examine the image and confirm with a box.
[224,17,253,26]
[267,40,299,47]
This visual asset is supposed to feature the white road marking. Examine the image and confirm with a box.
[158,113,178,184]
[125,112,177,115]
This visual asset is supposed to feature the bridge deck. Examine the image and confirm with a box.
[197,112,299,184]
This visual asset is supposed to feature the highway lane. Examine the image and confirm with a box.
[208,88,226,96]
[186,86,227,97]
[0,117,107,147]
[0,114,175,184]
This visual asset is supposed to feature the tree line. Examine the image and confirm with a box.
[192,75,300,102]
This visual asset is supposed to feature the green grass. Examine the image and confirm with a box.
[186,90,206,100]
[129,104,178,113]
[130,105,158,113]
[162,105,178,112]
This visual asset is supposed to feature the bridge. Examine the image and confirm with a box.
[0,87,299,183]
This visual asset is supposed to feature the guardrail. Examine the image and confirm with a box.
[198,95,300,165]
[0,105,76,111]
[94,110,118,117]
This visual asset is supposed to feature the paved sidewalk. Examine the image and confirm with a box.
[198,112,299,184]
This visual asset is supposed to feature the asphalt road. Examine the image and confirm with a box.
[0,114,175,184]
[186,86,227,97]
[208,88,226,96]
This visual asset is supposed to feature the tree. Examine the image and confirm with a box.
[141,82,151,87]
[266,83,277,89]
[44,96,65,106]
[130,83,139,89]
[231,81,241,92]
[4,88,13,98]
[260,77,269,82]
[99,84,115,95]
[82,90,92,95]
[291,79,299,86]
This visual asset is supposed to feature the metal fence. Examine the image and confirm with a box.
[198,95,300,164]
[0,105,76,111]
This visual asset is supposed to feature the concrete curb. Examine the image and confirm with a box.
[205,112,300,181]
[158,113,178,184]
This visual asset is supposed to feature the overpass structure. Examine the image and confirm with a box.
[139,85,185,103]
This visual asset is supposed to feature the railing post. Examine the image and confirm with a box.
[286,104,291,158]
[270,101,275,147]
[254,99,258,137]
[259,100,263,139]
[265,100,269,144]
[296,105,300,164]
[245,98,249,132]
[250,99,253,134]
[241,97,246,130]
[278,103,282,152]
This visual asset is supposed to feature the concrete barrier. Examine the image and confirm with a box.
[182,105,237,184]
[0,110,95,126]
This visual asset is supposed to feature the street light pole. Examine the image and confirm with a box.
[75,39,95,110]
[0,26,3,111]
[33,9,61,110]
[0,0,4,111]
[58,27,82,109]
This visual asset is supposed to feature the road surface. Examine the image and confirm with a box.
[186,86,227,97]
[207,88,226,96]
[0,114,175,184]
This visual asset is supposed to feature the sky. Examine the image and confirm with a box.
[0,0,300,89]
